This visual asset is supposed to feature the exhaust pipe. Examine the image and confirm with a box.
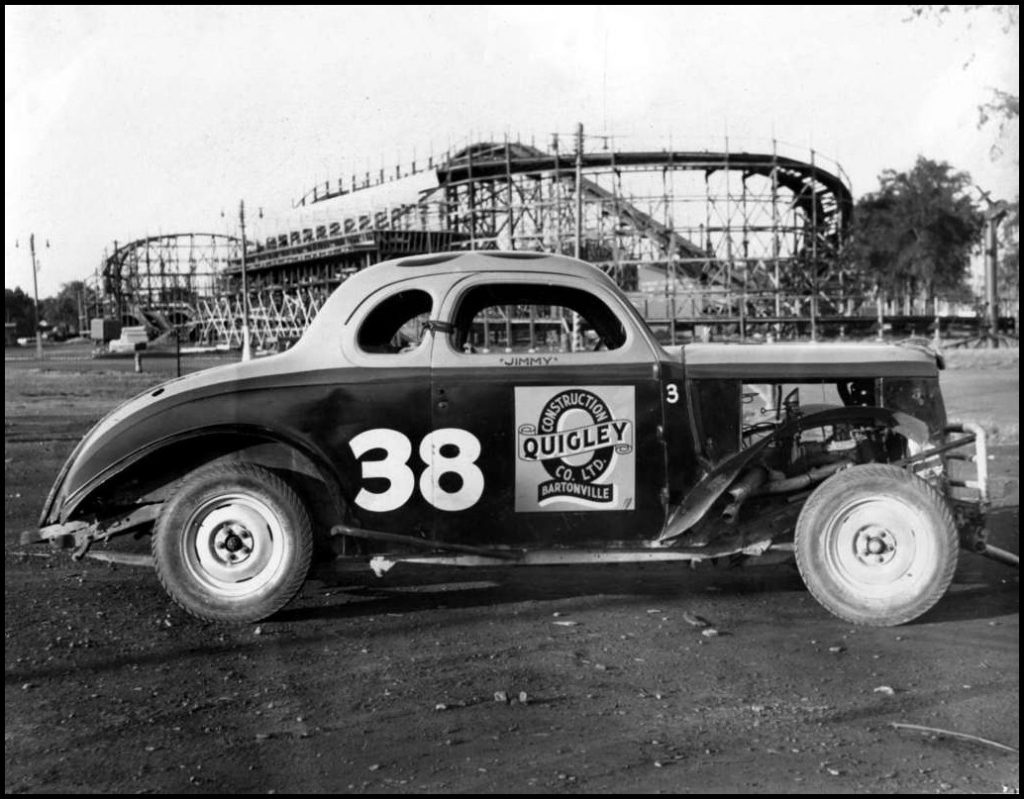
[978,544,1019,568]
[722,467,768,522]
[762,460,851,494]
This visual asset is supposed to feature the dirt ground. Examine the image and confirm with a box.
[4,355,1019,793]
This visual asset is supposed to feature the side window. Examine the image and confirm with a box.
[357,289,432,354]
[450,284,626,354]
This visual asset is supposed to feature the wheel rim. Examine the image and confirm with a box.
[823,495,936,599]
[181,493,289,598]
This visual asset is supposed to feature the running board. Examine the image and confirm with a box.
[367,538,780,576]
[330,524,522,561]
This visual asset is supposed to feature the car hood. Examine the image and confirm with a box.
[673,342,940,379]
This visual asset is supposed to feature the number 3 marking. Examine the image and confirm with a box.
[665,383,680,404]
[348,429,415,512]
[350,428,484,512]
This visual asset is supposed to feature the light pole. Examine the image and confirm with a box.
[29,234,44,359]
[239,200,252,361]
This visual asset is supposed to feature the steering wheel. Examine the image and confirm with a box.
[838,379,874,406]
[742,421,779,443]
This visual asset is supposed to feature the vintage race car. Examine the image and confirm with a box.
[27,251,1013,625]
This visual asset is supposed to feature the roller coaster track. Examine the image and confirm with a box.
[101,232,244,337]
[99,137,856,347]
[435,142,708,261]
[436,141,852,246]
[299,140,852,285]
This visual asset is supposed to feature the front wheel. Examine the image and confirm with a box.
[794,464,958,627]
[152,462,313,623]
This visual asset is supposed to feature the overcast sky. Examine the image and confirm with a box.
[5,5,1019,296]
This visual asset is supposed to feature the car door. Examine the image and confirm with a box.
[426,272,667,548]
[336,281,439,538]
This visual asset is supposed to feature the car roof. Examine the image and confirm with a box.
[371,249,614,281]
[682,342,941,379]
[302,250,621,342]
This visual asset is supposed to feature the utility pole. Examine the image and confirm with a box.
[77,285,85,337]
[239,200,252,361]
[29,234,44,360]
[574,122,584,260]
[976,187,1010,347]
[983,200,1009,347]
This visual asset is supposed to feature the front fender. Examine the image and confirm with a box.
[657,406,913,543]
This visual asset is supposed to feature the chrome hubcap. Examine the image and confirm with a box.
[824,495,933,598]
[213,523,255,564]
[183,494,288,597]
[854,526,897,566]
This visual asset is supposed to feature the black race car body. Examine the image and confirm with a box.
[29,251,1002,625]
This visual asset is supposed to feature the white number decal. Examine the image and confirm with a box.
[419,428,485,512]
[350,428,484,512]
[665,383,680,404]
[348,429,415,512]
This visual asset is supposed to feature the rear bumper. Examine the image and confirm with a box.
[21,505,162,556]
[20,522,89,548]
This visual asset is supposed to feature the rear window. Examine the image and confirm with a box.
[357,289,432,354]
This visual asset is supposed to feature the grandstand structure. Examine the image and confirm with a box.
[99,129,863,347]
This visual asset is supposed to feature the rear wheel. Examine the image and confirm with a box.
[152,462,313,623]
[794,464,958,627]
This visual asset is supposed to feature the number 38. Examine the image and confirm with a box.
[348,428,484,512]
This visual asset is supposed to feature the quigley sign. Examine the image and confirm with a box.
[516,388,634,506]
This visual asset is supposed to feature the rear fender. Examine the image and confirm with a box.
[54,427,350,540]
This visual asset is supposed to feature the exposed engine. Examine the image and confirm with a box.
[678,416,923,550]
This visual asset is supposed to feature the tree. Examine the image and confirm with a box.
[848,157,984,309]
[41,281,97,336]
[907,6,1019,145]
[4,287,37,337]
